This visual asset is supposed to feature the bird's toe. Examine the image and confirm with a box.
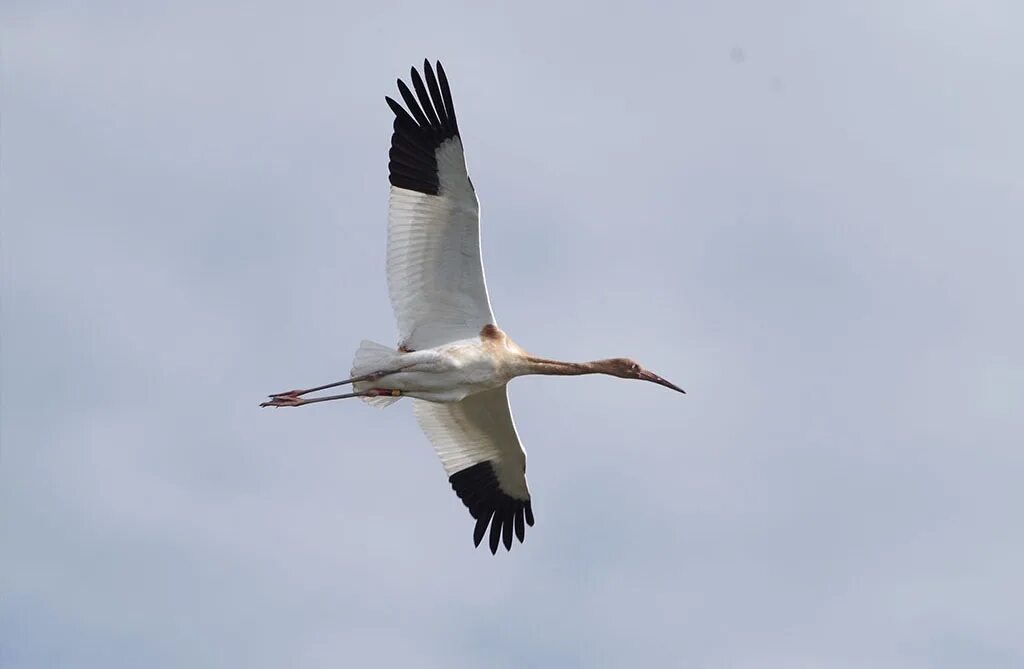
[260,395,305,408]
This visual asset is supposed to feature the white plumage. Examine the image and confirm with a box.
[387,139,495,351]
[262,60,685,554]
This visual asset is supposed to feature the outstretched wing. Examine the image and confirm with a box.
[412,386,534,554]
[385,60,496,351]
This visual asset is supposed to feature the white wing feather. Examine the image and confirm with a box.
[387,139,495,351]
[412,385,530,500]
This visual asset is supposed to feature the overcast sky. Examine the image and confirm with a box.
[3,1,1023,667]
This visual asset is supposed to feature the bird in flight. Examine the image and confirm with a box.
[262,60,685,554]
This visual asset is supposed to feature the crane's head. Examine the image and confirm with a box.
[600,358,686,394]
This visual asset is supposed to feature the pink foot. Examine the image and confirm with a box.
[267,389,302,399]
[260,395,306,408]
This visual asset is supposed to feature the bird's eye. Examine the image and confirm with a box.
[630,363,640,372]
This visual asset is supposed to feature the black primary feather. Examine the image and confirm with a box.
[385,60,462,196]
[449,461,533,554]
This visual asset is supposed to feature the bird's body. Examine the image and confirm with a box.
[351,328,521,404]
[262,60,684,554]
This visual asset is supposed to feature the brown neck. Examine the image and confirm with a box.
[520,356,607,377]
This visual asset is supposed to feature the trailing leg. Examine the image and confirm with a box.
[260,388,403,408]
[265,339,408,401]
[265,369,395,401]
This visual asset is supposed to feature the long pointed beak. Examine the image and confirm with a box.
[639,371,686,394]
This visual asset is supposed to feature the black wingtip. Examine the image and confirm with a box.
[386,60,463,196]
[425,60,444,86]
[501,508,514,551]
[489,515,501,554]
[384,96,403,116]
[473,513,490,547]
[450,462,532,554]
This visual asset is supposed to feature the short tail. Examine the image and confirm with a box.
[351,340,403,408]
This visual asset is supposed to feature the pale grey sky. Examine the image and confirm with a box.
[2,1,1023,667]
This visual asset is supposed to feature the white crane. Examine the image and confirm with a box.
[262,60,685,554]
